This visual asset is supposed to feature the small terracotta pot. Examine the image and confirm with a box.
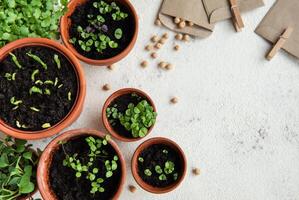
[37,128,126,200]
[131,137,187,194]
[0,38,86,140]
[60,0,139,66]
[102,88,157,142]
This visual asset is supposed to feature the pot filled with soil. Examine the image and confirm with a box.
[60,0,138,65]
[102,88,157,142]
[0,38,86,140]
[131,137,187,194]
[0,137,39,200]
[37,129,126,200]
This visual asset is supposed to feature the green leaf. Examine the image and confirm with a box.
[19,165,35,194]
[23,151,32,160]
[114,28,123,39]
[0,153,9,168]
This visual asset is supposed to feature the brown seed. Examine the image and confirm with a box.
[145,45,153,51]
[151,35,159,43]
[192,168,200,175]
[158,61,167,69]
[151,52,158,59]
[165,63,173,70]
[175,33,183,40]
[107,65,115,70]
[162,33,169,39]
[140,60,148,68]
[174,17,181,24]
[187,21,194,26]
[155,19,162,26]
[129,185,137,193]
[159,38,167,45]
[170,97,178,104]
[174,45,180,51]
[178,20,186,29]
[183,34,190,42]
[102,84,111,91]
[155,43,163,49]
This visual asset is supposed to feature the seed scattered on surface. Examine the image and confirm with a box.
[162,33,169,39]
[158,61,167,69]
[183,34,190,42]
[175,33,183,40]
[145,45,153,51]
[187,21,194,26]
[107,65,115,70]
[174,17,181,24]
[129,185,137,193]
[151,35,159,43]
[192,168,200,175]
[140,60,148,68]
[102,84,111,91]
[165,63,173,70]
[174,45,180,51]
[151,52,158,59]
[178,20,186,29]
[155,19,162,26]
[155,43,163,49]
[170,97,178,104]
[159,38,167,44]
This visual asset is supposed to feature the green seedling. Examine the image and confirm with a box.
[31,69,39,81]
[41,123,51,129]
[4,72,16,81]
[29,86,43,95]
[54,54,61,69]
[26,52,47,70]
[9,53,22,69]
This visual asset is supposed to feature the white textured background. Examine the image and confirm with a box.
[2,0,299,199]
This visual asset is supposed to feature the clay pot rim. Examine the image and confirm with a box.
[0,38,86,140]
[60,0,139,66]
[131,137,187,194]
[37,128,126,200]
[102,88,157,142]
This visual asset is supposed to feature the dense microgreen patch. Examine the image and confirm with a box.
[0,137,38,200]
[69,0,127,54]
[0,0,68,47]
[60,135,120,194]
[106,93,157,138]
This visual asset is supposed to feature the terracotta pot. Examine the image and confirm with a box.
[102,88,157,142]
[60,0,139,66]
[37,128,126,200]
[131,137,187,194]
[0,38,86,140]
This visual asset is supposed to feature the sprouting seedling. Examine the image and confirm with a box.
[16,120,28,129]
[31,69,39,81]
[5,72,16,81]
[9,53,22,69]
[44,88,51,95]
[26,52,47,70]
[162,149,168,154]
[30,107,40,112]
[159,174,167,181]
[68,91,72,101]
[29,86,43,95]
[114,28,122,40]
[54,54,61,69]
[144,169,152,176]
[155,165,163,174]
[44,80,54,85]
[164,161,175,174]
[42,123,51,129]
[54,77,59,86]
[35,80,43,85]
[58,84,63,89]
[138,157,144,163]
[10,96,22,106]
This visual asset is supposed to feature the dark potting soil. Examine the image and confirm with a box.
[137,144,183,188]
[50,135,122,200]
[0,46,78,131]
[69,0,135,59]
[107,93,148,138]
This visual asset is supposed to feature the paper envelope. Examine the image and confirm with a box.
[255,0,299,59]
[158,0,214,38]
[202,0,264,23]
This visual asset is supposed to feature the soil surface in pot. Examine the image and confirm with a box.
[137,144,183,188]
[107,93,149,138]
[50,135,122,200]
[0,46,78,131]
[69,0,135,59]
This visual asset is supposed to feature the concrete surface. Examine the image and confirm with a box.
[4,0,299,199]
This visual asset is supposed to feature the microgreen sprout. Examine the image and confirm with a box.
[41,123,51,129]
[58,84,64,89]
[54,77,59,86]
[10,97,23,106]
[5,72,16,81]
[54,54,61,69]
[29,86,43,95]
[68,91,72,101]
[138,157,144,163]
[61,135,118,194]
[44,88,51,95]
[31,69,39,81]
[44,80,54,85]
[26,52,47,70]
[30,107,40,112]
[9,53,22,69]
[144,169,152,176]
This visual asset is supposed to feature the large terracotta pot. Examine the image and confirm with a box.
[60,0,139,66]
[131,137,187,194]
[102,88,157,142]
[37,129,126,200]
[0,38,86,140]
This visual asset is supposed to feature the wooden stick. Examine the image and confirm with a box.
[229,0,244,31]
[266,27,293,60]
